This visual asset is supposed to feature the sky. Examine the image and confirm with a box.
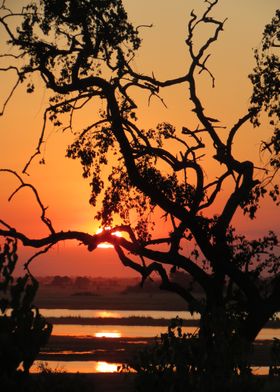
[0,0,279,277]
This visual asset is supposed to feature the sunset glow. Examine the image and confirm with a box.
[0,1,278,280]
[0,2,279,387]
[96,227,122,248]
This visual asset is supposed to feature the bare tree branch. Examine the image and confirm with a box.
[0,169,55,234]
[0,75,21,116]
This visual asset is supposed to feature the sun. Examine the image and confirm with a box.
[96,227,122,248]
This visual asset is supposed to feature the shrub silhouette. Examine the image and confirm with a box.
[0,238,52,378]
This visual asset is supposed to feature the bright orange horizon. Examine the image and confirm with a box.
[0,0,279,277]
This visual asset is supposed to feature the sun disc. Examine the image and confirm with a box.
[96,227,122,248]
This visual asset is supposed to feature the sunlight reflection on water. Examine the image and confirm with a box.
[95,361,120,372]
[52,324,199,338]
[31,360,269,375]
[51,324,279,340]
[32,360,121,373]
[27,309,279,376]
[95,331,121,338]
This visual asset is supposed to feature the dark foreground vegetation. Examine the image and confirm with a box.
[2,372,280,392]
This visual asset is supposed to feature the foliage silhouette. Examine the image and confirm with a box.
[269,338,280,377]
[125,317,261,392]
[250,9,280,172]
[0,238,52,378]
[0,361,95,392]
[0,1,279,390]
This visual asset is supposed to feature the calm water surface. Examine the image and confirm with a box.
[31,360,270,375]
[43,308,279,340]
[31,360,121,373]
[52,324,279,340]
[33,309,279,374]
[52,324,199,338]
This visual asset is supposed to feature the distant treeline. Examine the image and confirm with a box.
[46,316,280,328]
[37,275,140,292]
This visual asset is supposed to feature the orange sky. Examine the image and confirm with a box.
[0,0,279,277]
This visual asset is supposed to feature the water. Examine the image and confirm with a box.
[31,360,121,373]
[43,307,279,340]
[32,308,279,374]
[52,324,199,338]
[30,360,270,376]
[51,324,279,340]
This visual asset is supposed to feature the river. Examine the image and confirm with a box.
[30,308,279,374]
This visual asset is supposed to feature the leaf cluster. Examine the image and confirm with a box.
[249,9,280,170]
[14,0,140,84]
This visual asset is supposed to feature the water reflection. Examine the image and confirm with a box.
[96,310,122,318]
[95,361,119,372]
[256,328,280,339]
[31,360,269,375]
[32,360,121,373]
[52,324,199,338]
[51,324,279,340]
[95,331,121,338]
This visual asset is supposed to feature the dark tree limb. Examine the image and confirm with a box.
[115,245,204,313]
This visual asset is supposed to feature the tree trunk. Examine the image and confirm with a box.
[198,304,252,392]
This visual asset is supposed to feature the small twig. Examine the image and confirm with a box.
[23,93,98,173]
[0,169,55,234]
[79,119,109,138]
[136,24,153,32]
[22,108,48,174]
[148,90,167,108]
[24,243,55,271]
[227,111,254,153]
[0,76,21,116]
[0,219,13,230]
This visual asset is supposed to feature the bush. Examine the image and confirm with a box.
[0,238,52,378]
[125,317,261,392]
[124,317,202,392]
[0,362,95,392]
[269,338,280,376]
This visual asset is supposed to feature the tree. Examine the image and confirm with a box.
[0,0,279,390]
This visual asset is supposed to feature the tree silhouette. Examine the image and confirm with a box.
[0,0,279,389]
[0,239,52,377]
